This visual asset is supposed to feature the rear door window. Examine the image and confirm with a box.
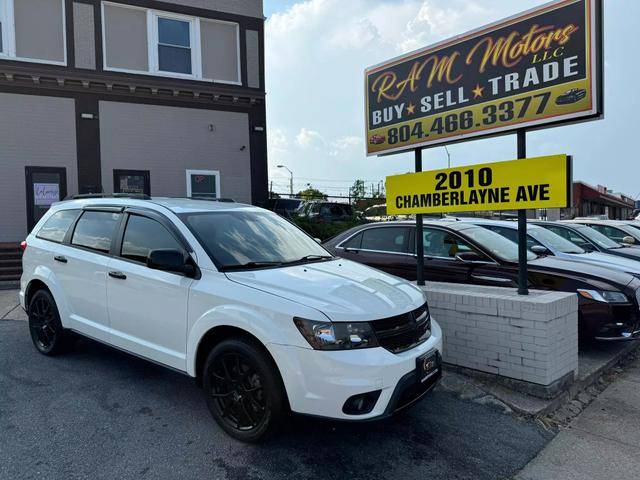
[71,211,121,253]
[361,227,410,253]
[120,215,184,263]
[36,210,80,243]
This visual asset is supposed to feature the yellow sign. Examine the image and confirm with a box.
[386,155,571,215]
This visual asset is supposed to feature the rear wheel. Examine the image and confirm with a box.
[28,289,69,356]
[202,338,287,442]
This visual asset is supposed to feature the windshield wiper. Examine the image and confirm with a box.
[282,254,333,266]
[222,261,283,271]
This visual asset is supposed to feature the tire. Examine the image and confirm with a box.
[28,289,69,356]
[202,338,287,442]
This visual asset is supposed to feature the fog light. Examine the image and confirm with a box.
[342,390,382,415]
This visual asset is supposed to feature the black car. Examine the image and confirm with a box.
[298,201,355,223]
[532,221,640,262]
[324,220,640,341]
[266,198,303,218]
[555,88,587,105]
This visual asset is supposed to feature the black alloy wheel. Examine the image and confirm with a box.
[28,289,68,355]
[203,339,287,442]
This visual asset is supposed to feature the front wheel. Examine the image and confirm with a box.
[28,289,69,356]
[202,338,287,442]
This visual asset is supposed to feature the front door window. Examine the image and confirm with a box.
[186,169,220,199]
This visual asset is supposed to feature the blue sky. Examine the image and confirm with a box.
[264,0,640,200]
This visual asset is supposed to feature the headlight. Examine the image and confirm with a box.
[293,317,379,350]
[577,289,629,304]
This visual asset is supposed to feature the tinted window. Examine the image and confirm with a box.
[71,211,121,253]
[423,229,474,258]
[589,225,627,243]
[342,232,362,249]
[121,215,183,263]
[485,225,544,251]
[36,210,79,243]
[544,225,592,249]
[361,227,409,253]
[462,226,536,262]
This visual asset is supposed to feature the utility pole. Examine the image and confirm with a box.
[444,145,451,169]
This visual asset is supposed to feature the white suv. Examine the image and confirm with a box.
[20,197,442,441]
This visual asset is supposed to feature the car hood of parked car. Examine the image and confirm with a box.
[225,259,425,322]
[528,255,638,289]
[564,251,640,275]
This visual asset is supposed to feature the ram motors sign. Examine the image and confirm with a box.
[365,0,602,156]
[386,155,572,215]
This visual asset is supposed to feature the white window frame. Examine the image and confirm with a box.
[101,1,240,85]
[199,18,242,86]
[186,169,221,199]
[150,10,199,80]
[0,0,67,66]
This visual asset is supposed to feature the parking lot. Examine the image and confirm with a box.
[0,315,554,480]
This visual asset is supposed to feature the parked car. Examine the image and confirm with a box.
[565,220,640,248]
[464,219,640,275]
[266,197,303,218]
[324,220,640,341]
[20,197,442,442]
[369,134,386,145]
[298,201,355,223]
[532,221,640,262]
[555,88,587,105]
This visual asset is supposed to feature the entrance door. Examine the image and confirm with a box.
[25,166,67,233]
[113,169,150,196]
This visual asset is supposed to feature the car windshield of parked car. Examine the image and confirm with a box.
[182,210,331,270]
[623,223,640,237]
[460,226,536,262]
[574,225,622,249]
[528,227,585,254]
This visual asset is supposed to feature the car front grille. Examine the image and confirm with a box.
[370,302,431,353]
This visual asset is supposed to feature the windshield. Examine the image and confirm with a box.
[461,226,536,262]
[623,223,640,237]
[528,227,585,254]
[574,225,621,249]
[182,210,331,270]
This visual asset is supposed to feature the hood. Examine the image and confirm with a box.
[225,259,424,322]
[565,252,640,275]
[529,255,637,288]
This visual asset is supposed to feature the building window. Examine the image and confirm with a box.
[156,16,193,75]
[186,170,220,199]
[0,0,66,65]
[101,2,240,84]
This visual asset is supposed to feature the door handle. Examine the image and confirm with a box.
[108,271,127,280]
[53,255,67,263]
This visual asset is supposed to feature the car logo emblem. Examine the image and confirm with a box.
[423,358,436,372]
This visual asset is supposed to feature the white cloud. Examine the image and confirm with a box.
[295,127,326,148]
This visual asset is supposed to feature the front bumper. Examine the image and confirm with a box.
[268,319,443,420]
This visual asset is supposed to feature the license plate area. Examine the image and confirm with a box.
[416,350,440,383]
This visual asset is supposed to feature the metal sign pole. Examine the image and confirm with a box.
[415,148,425,286]
[517,129,528,295]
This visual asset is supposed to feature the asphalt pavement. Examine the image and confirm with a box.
[1,308,554,480]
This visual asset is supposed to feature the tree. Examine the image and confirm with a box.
[297,186,327,200]
[350,179,366,203]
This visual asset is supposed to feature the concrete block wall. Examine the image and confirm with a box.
[421,282,579,386]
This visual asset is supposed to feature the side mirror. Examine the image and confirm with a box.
[147,249,194,276]
[623,236,636,245]
[530,245,550,255]
[455,251,486,263]
[314,237,322,244]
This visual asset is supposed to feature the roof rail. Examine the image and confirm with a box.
[69,193,151,200]
[176,196,236,203]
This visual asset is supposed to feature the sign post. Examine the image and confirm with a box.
[415,148,425,286]
[517,130,528,295]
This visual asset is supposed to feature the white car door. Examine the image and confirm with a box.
[106,211,193,371]
[57,208,123,340]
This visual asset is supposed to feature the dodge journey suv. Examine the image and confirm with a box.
[20,197,442,442]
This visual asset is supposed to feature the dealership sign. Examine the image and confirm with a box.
[365,0,602,156]
[386,155,571,215]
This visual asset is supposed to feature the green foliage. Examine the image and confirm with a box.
[294,217,364,242]
[297,187,327,200]
[350,180,366,203]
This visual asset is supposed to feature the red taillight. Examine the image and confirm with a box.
[20,240,27,252]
